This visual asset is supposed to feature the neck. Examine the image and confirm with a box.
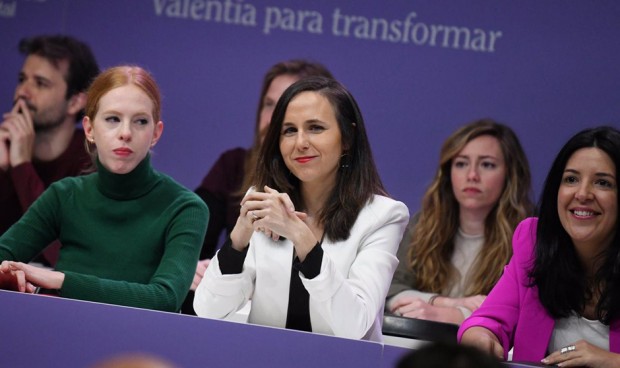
[459,207,489,236]
[33,118,76,161]
[300,179,334,220]
[574,238,612,277]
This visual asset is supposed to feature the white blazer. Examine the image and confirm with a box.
[194,195,409,342]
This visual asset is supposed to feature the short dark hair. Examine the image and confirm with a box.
[19,35,99,118]
[532,126,620,323]
[396,342,502,368]
[254,76,385,241]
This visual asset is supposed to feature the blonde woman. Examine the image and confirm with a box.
[387,119,533,325]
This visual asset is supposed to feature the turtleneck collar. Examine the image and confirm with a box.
[96,154,161,200]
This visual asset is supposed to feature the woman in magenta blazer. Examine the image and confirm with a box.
[459,126,620,367]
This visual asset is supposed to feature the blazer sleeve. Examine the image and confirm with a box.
[457,217,538,360]
[193,238,256,319]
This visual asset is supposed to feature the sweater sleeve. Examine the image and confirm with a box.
[386,215,419,300]
[458,217,537,359]
[300,198,409,340]
[0,182,61,262]
[60,196,209,313]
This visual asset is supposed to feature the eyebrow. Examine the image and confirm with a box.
[455,154,498,160]
[101,109,151,117]
[19,72,53,85]
[282,119,327,127]
[564,168,616,179]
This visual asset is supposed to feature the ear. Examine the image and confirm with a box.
[67,92,87,117]
[82,116,94,142]
[150,121,164,148]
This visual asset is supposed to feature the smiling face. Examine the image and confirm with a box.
[83,84,163,174]
[450,135,507,218]
[557,147,618,254]
[279,91,342,192]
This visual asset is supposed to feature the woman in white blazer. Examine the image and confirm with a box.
[194,76,409,342]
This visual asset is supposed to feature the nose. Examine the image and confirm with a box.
[14,82,31,101]
[574,182,593,201]
[295,131,309,150]
[118,121,132,141]
[467,166,480,182]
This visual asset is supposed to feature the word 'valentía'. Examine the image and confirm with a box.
[154,0,257,26]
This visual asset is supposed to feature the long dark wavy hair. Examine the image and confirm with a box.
[253,76,386,241]
[531,126,620,324]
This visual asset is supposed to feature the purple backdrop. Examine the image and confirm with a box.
[1,0,619,213]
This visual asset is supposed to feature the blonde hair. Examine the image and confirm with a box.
[408,119,533,295]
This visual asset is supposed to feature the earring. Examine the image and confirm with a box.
[340,153,351,169]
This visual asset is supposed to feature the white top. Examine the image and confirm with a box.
[446,228,484,297]
[194,195,409,342]
[548,314,609,353]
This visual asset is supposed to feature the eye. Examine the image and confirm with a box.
[34,78,50,89]
[262,99,275,110]
[135,118,149,125]
[595,178,615,189]
[105,116,120,123]
[309,124,325,133]
[562,175,578,185]
[282,126,296,136]
[453,160,467,169]
[481,161,497,169]
[17,75,25,84]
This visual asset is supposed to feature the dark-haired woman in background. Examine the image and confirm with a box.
[194,76,409,341]
[460,126,620,367]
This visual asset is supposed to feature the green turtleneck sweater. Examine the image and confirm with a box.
[0,156,209,312]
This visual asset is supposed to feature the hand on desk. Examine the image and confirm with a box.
[541,339,620,368]
[389,294,486,325]
[0,261,64,292]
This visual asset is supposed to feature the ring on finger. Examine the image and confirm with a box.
[251,211,259,220]
[560,345,576,354]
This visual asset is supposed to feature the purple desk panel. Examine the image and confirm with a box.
[0,290,383,368]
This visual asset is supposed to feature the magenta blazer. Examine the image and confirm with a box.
[458,217,620,361]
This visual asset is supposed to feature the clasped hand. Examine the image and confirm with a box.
[239,186,307,241]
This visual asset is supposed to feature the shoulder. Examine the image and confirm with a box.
[357,195,410,226]
[512,217,538,261]
[157,173,208,210]
[48,172,95,191]
[41,173,95,203]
